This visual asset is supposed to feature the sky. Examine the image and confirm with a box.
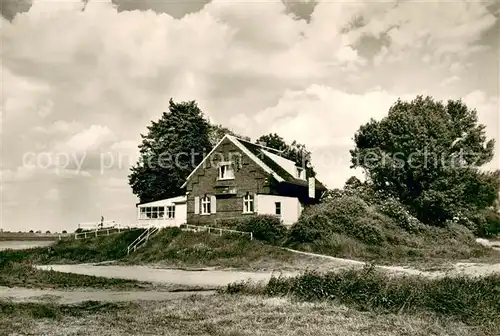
[1,0,499,232]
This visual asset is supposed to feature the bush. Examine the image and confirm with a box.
[289,196,387,245]
[375,197,424,233]
[236,215,287,245]
[287,192,490,263]
[474,209,500,238]
[222,267,500,326]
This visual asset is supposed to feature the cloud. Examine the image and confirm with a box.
[462,91,499,170]
[56,125,116,153]
[248,85,418,188]
[1,0,498,231]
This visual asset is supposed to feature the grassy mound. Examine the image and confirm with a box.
[125,228,298,269]
[287,195,494,265]
[222,266,500,327]
[0,229,145,265]
[0,227,301,270]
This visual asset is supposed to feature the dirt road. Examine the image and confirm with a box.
[36,264,296,286]
[0,286,215,304]
[283,248,500,278]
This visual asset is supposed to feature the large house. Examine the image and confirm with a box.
[136,134,327,227]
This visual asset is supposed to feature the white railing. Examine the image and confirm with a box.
[77,220,118,230]
[74,226,133,240]
[127,225,159,255]
[74,220,143,240]
[181,224,253,240]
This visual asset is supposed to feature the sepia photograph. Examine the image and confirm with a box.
[1,0,499,335]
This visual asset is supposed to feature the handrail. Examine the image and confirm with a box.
[182,224,253,240]
[74,226,132,240]
[128,227,150,250]
[78,220,117,230]
[127,225,159,255]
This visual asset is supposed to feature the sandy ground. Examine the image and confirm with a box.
[284,248,500,278]
[36,264,296,286]
[0,286,215,304]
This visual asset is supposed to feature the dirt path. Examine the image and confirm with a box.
[283,248,500,278]
[36,248,500,290]
[36,264,297,286]
[7,252,497,304]
[0,286,215,304]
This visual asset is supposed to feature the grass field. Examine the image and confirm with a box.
[1,295,497,336]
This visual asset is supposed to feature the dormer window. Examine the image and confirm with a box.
[218,162,234,180]
[296,167,304,179]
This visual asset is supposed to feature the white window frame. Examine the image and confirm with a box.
[243,193,254,214]
[159,207,166,219]
[201,195,211,215]
[167,206,175,219]
[140,206,166,219]
[139,207,147,219]
[218,162,234,180]
[275,202,282,216]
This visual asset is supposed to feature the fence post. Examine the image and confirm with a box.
[250,232,253,240]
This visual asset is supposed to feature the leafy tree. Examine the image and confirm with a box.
[208,124,250,146]
[320,188,344,202]
[256,133,289,152]
[256,133,316,177]
[344,176,363,192]
[129,99,212,203]
[350,95,499,226]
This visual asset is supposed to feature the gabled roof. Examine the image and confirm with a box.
[180,134,327,191]
[234,137,327,190]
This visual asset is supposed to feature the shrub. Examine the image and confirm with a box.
[288,192,491,263]
[375,197,424,233]
[289,196,387,245]
[222,267,500,326]
[236,215,287,245]
[474,209,500,238]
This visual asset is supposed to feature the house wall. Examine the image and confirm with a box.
[186,137,271,226]
[137,199,187,228]
[256,194,302,226]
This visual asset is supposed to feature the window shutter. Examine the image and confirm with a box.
[254,194,258,213]
[211,195,217,214]
[194,196,200,214]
